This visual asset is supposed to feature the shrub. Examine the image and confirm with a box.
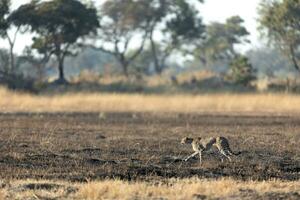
[227,55,256,86]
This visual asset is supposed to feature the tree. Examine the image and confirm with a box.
[130,43,166,75]
[10,0,99,83]
[91,0,205,76]
[258,0,300,73]
[144,0,169,74]
[227,55,256,86]
[166,0,205,45]
[143,0,205,74]
[90,0,151,76]
[18,47,52,82]
[0,0,20,74]
[193,16,250,67]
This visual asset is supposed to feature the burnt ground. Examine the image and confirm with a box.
[0,112,299,182]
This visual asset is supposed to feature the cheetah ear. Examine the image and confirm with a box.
[197,137,202,140]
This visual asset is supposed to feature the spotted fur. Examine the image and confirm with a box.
[181,136,240,164]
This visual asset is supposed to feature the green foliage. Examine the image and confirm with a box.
[10,0,99,43]
[142,0,205,74]
[101,0,152,30]
[90,0,205,76]
[258,0,300,71]
[227,55,256,86]
[0,0,10,37]
[10,0,99,82]
[96,0,153,76]
[194,16,249,65]
[166,0,205,45]
[225,16,250,44]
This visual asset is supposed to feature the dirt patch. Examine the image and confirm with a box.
[0,112,299,181]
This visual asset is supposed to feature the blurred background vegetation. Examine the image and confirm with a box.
[0,0,299,94]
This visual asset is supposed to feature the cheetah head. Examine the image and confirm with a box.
[181,137,194,144]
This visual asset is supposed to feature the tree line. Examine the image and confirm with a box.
[0,0,299,87]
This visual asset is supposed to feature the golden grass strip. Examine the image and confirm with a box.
[1,178,300,200]
[77,179,300,200]
[1,87,300,113]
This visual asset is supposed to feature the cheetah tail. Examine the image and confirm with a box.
[233,151,242,156]
[227,149,241,156]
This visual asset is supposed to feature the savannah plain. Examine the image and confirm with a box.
[1,0,300,198]
[0,88,299,199]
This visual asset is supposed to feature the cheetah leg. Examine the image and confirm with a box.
[199,151,202,165]
[184,152,198,162]
[214,147,224,162]
[220,149,232,162]
[225,150,233,156]
[217,151,224,162]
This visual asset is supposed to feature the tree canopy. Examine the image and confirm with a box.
[0,0,10,37]
[10,0,99,83]
[152,0,205,74]
[259,0,300,72]
[0,0,21,73]
[94,0,152,76]
[193,16,249,66]
[95,0,205,75]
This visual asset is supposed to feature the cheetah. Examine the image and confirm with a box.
[181,136,240,164]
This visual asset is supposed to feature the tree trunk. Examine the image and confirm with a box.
[56,57,67,84]
[199,56,208,68]
[6,28,19,74]
[121,62,129,77]
[58,58,64,80]
[118,54,129,77]
[9,44,15,73]
[150,30,162,74]
[289,45,300,72]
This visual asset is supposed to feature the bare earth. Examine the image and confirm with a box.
[0,112,299,199]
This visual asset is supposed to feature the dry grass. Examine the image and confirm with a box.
[78,179,300,200]
[0,179,299,200]
[71,70,215,86]
[1,87,300,113]
[0,190,6,200]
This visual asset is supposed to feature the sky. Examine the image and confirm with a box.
[199,0,262,49]
[1,0,263,54]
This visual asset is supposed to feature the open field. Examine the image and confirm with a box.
[0,111,299,199]
[1,87,300,199]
